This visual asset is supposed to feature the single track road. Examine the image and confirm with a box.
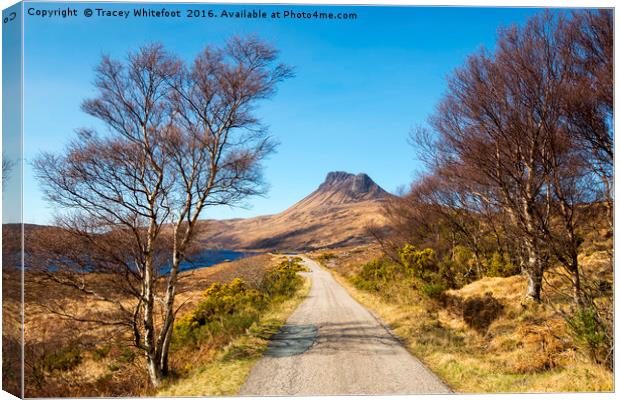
[240,256,451,395]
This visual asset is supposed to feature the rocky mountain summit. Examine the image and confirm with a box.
[316,171,389,202]
[198,172,392,251]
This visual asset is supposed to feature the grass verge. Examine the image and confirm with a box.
[158,275,311,396]
[320,258,612,393]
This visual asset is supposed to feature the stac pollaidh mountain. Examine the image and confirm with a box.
[197,171,392,251]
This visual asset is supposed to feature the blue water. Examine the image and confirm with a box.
[177,249,257,272]
[22,249,258,274]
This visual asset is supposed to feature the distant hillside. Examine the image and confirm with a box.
[197,171,392,251]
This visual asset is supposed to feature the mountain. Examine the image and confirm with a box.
[196,171,392,251]
[292,171,390,209]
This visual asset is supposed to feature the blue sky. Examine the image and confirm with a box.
[19,3,550,224]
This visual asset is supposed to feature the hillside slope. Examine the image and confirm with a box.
[197,172,392,251]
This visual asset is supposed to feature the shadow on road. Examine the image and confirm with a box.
[313,321,402,356]
[265,324,318,357]
[265,321,404,358]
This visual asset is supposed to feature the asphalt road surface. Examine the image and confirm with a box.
[240,256,451,395]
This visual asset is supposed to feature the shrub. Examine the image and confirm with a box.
[398,245,453,298]
[173,259,304,348]
[194,279,266,323]
[486,251,519,277]
[447,245,479,286]
[420,282,447,300]
[352,248,453,300]
[261,259,304,298]
[565,306,611,366]
[452,245,472,267]
[351,258,403,292]
[399,245,438,280]
[174,278,267,347]
[289,258,310,272]
[438,257,468,289]
[42,346,82,372]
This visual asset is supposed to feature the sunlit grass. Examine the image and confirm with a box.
[325,261,612,393]
[158,276,311,396]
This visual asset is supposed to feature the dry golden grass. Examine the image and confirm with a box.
[314,248,613,393]
[20,253,280,397]
[158,275,311,396]
[2,270,22,396]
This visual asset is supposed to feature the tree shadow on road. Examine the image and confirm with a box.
[265,321,405,358]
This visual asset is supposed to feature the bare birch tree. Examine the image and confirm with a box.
[563,10,613,229]
[427,12,597,302]
[33,37,291,387]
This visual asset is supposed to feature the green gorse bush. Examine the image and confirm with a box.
[173,258,305,349]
